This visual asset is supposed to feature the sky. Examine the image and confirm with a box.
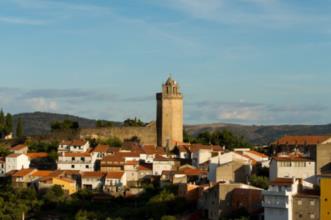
[0,0,331,125]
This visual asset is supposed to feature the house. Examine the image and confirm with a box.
[161,170,187,186]
[173,144,191,159]
[0,157,5,177]
[11,168,36,188]
[140,145,166,163]
[92,144,110,160]
[231,188,263,216]
[320,177,331,220]
[5,153,30,173]
[152,155,178,176]
[101,155,125,172]
[137,164,153,180]
[269,157,315,184]
[271,135,331,175]
[11,144,28,154]
[213,160,251,184]
[104,171,127,194]
[199,182,262,220]
[39,176,77,195]
[292,190,320,220]
[208,152,252,183]
[58,140,90,153]
[234,148,269,167]
[263,178,301,220]
[124,160,139,185]
[81,171,105,190]
[190,144,223,167]
[57,152,95,171]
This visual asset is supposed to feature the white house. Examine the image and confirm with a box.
[92,145,110,160]
[10,144,28,154]
[124,160,139,183]
[58,140,90,153]
[81,171,105,190]
[57,152,95,171]
[5,153,30,173]
[236,149,270,167]
[152,155,177,176]
[263,178,300,220]
[269,157,315,184]
[104,171,127,193]
[208,152,252,183]
[190,145,223,167]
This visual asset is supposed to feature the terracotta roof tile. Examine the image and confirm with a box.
[63,152,91,157]
[270,178,294,186]
[93,145,109,153]
[31,170,53,177]
[12,168,35,177]
[6,153,22,158]
[11,144,28,151]
[106,171,124,179]
[272,135,331,146]
[272,156,313,162]
[246,150,268,158]
[26,152,49,159]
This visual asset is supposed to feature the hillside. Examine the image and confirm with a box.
[12,112,331,145]
[185,123,331,145]
[12,112,99,136]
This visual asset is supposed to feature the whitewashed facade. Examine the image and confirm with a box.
[57,152,95,171]
[5,154,30,173]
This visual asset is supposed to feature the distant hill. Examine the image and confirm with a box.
[12,112,119,136]
[12,112,331,145]
[185,123,331,145]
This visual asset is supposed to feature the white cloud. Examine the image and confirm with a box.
[25,97,58,111]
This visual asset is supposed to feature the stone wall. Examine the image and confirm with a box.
[79,122,157,145]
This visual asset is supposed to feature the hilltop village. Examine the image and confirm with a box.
[0,78,330,220]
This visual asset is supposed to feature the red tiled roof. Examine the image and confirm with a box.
[106,171,124,179]
[93,145,109,153]
[270,178,294,186]
[138,164,152,171]
[81,171,105,178]
[272,135,331,146]
[6,153,22,158]
[12,168,35,177]
[272,156,313,162]
[245,150,268,158]
[61,139,87,146]
[102,155,125,163]
[26,152,49,159]
[31,170,53,177]
[154,155,174,162]
[125,160,139,165]
[63,152,90,157]
[180,168,207,176]
[11,144,28,151]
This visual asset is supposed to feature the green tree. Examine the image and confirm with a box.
[102,137,122,147]
[4,113,13,135]
[51,120,79,131]
[96,120,113,128]
[123,117,145,127]
[249,175,269,189]
[16,118,24,138]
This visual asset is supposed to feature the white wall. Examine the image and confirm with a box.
[5,154,30,173]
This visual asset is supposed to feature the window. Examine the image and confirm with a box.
[86,165,89,168]
[71,165,75,168]
[72,157,75,161]
[310,200,315,206]
[81,157,85,161]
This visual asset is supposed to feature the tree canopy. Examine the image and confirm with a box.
[51,120,79,131]
[0,109,13,138]
[184,129,250,150]
[123,117,145,127]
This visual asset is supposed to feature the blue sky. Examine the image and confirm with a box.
[0,0,331,125]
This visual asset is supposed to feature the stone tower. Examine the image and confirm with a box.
[156,76,183,150]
